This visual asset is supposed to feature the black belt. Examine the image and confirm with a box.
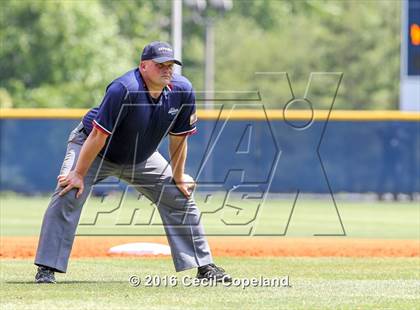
[77,124,89,135]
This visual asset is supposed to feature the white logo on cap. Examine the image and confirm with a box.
[158,47,172,53]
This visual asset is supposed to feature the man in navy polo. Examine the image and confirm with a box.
[34,41,231,284]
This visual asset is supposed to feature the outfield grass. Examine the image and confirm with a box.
[1,195,419,238]
[1,257,419,309]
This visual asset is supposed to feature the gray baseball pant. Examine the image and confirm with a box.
[34,123,213,272]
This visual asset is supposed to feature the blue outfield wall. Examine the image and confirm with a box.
[0,117,419,194]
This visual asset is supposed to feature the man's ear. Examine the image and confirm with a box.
[140,61,146,72]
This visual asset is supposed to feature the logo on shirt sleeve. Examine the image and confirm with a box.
[190,112,197,125]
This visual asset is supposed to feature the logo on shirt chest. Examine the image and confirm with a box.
[168,107,179,116]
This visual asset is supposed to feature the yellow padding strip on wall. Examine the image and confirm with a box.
[0,108,419,121]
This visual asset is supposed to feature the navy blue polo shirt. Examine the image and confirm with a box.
[82,68,197,165]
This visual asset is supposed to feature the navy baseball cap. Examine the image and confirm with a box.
[141,41,182,66]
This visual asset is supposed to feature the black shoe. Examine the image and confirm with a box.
[197,263,232,282]
[35,266,56,284]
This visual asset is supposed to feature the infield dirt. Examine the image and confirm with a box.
[1,237,418,258]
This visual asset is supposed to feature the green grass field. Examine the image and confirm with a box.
[1,195,419,309]
[1,258,419,309]
[1,194,419,238]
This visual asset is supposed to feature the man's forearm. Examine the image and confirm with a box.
[74,129,107,177]
[169,136,187,180]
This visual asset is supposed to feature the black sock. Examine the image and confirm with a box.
[37,265,55,272]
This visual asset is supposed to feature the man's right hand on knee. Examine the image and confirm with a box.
[57,170,84,198]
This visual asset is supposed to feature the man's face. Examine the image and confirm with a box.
[141,60,174,87]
